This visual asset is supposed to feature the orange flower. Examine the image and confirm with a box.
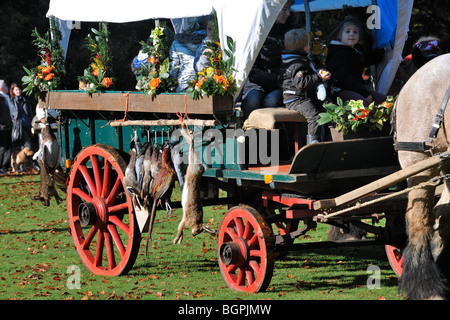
[381,101,393,110]
[37,73,44,79]
[79,81,86,90]
[148,56,158,65]
[213,74,223,83]
[353,109,370,121]
[42,66,53,75]
[195,77,206,89]
[102,77,113,88]
[149,77,161,90]
[92,68,99,77]
[44,73,55,81]
[222,77,229,90]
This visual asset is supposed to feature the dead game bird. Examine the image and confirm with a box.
[140,145,153,202]
[145,141,176,257]
[124,148,139,197]
[150,143,162,180]
[132,130,144,181]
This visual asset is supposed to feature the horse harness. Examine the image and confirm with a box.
[394,85,450,153]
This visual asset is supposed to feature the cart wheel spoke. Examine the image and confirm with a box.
[101,159,111,198]
[234,217,244,237]
[104,230,116,269]
[72,187,92,203]
[218,206,274,293]
[237,267,245,286]
[95,229,104,267]
[83,225,98,250]
[245,267,255,286]
[109,215,131,237]
[247,233,258,248]
[249,260,260,274]
[243,219,254,240]
[79,164,98,197]
[67,144,140,276]
[90,155,102,196]
[106,177,122,205]
[108,202,130,215]
[226,226,238,240]
[249,248,262,258]
[107,224,126,258]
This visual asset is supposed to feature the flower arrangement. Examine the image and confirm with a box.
[318,96,396,135]
[22,19,65,99]
[135,24,176,100]
[187,35,238,100]
[78,23,114,95]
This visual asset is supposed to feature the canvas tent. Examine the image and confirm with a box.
[46,0,413,96]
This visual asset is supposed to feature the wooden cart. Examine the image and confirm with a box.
[38,90,447,292]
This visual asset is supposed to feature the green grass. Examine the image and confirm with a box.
[0,173,402,300]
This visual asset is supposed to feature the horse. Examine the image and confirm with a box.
[395,53,450,299]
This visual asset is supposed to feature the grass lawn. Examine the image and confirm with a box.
[0,173,402,302]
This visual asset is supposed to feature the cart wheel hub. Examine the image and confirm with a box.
[219,237,248,267]
[78,196,108,229]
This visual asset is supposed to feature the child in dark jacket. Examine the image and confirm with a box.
[326,16,386,107]
[280,29,330,144]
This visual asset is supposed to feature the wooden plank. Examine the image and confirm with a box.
[38,91,233,115]
[313,151,449,210]
[109,119,219,127]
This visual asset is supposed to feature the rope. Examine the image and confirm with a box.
[176,93,190,130]
[317,174,448,221]
[104,91,130,127]
[121,91,131,122]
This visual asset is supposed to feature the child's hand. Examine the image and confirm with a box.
[319,69,331,81]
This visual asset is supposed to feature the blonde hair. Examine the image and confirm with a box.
[284,29,310,53]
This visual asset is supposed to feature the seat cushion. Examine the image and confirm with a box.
[243,107,306,130]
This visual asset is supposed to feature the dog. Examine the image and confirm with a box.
[11,147,34,172]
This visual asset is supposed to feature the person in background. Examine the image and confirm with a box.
[240,0,295,119]
[169,17,205,92]
[0,80,13,174]
[194,16,215,72]
[280,29,331,144]
[326,16,386,107]
[9,83,34,150]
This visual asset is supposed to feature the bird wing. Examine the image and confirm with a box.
[151,168,175,201]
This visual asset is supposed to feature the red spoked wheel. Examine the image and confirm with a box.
[385,245,403,276]
[218,206,275,293]
[67,144,140,276]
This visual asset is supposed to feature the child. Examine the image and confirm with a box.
[326,16,386,107]
[280,28,330,144]
[194,17,215,72]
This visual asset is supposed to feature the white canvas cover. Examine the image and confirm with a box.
[47,0,288,95]
[46,0,413,95]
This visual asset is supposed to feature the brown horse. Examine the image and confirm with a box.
[395,53,450,299]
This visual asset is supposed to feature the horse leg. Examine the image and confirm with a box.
[431,175,450,297]
[399,176,448,299]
